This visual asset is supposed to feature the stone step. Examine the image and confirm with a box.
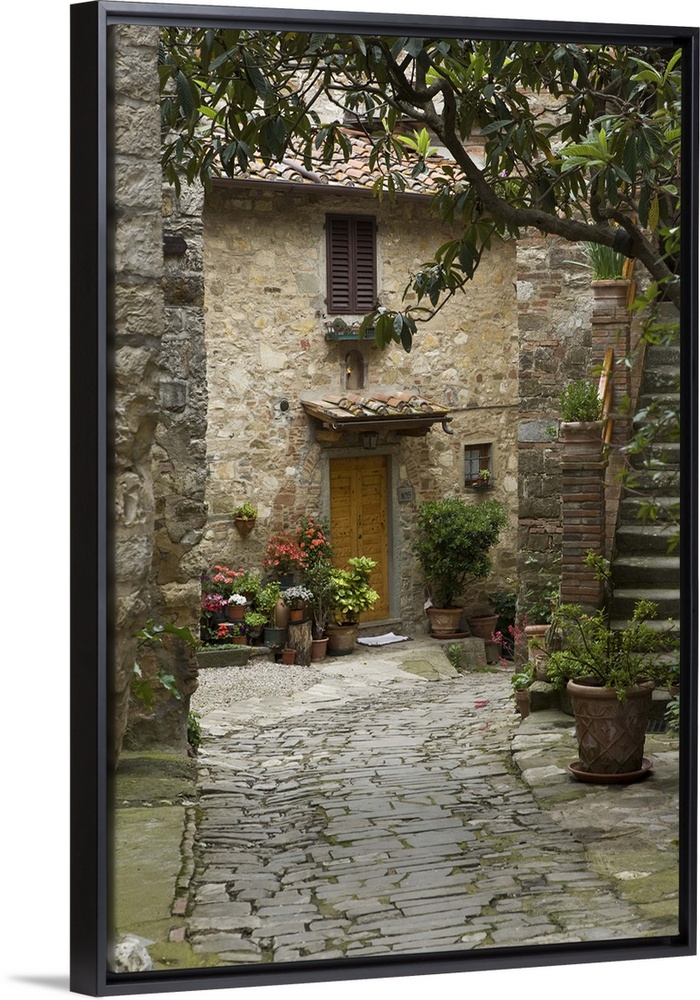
[628,442,680,470]
[618,494,681,524]
[621,469,680,495]
[614,523,679,555]
[611,555,680,587]
[644,343,680,367]
[641,365,680,394]
[637,392,680,413]
[610,587,681,620]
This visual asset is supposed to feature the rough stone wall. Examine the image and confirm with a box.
[112,24,163,760]
[122,181,209,753]
[202,185,519,628]
[113,25,208,756]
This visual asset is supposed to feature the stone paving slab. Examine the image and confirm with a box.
[177,640,680,967]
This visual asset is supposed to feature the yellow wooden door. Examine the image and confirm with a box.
[329,455,389,621]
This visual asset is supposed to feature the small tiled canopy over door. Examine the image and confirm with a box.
[329,455,389,621]
[326,215,377,314]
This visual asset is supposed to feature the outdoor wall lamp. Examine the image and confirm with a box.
[360,431,379,450]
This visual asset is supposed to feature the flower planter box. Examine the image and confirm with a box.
[195,646,252,669]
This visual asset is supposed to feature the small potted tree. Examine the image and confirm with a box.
[326,557,379,655]
[303,558,335,660]
[414,497,507,638]
[546,552,677,781]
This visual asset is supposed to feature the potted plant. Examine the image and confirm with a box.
[518,559,561,676]
[558,378,604,460]
[205,564,245,600]
[226,592,248,621]
[303,558,335,659]
[263,530,305,586]
[326,556,379,655]
[244,610,267,644]
[199,591,229,644]
[471,468,492,489]
[217,622,247,645]
[257,581,285,648]
[571,240,632,315]
[231,501,258,535]
[511,668,533,719]
[281,585,314,622]
[414,497,507,637]
[295,515,333,568]
[487,590,517,659]
[546,552,677,780]
[235,569,261,605]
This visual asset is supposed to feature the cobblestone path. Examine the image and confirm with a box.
[183,668,666,966]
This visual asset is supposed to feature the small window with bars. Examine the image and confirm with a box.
[326,214,377,315]
[465,444,493,488]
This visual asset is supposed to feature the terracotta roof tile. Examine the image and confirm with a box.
[232,129,460,195]
[301,390,450,426]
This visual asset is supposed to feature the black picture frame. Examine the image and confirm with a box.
[70,2,699,996]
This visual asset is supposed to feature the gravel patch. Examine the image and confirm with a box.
[192,658,325,717]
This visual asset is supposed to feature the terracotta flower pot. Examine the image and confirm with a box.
[591,278,631,316]
[311,637,329,661]
[467,614,499,641]
[567,678,654,776]
[426,607,463,638]
[227,604,246,621]
[515,689,530,719]
[484,639,502,664]
[289,608,305,623]
[559,421,605,461]
[281,648,296,665]
[231,635,246,645]
[326,623,359,655]
[234,516,255,536]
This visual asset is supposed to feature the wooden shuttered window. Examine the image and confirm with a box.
[326,215,377,314]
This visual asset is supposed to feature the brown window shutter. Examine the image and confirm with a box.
[327,215,376,314]
[354,217,376,312]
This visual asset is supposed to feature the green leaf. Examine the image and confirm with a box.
[175,70,199,118]
[261,116,287,160]
[648,195,660,232]
[244,52,271,100]
[405,37,426,58]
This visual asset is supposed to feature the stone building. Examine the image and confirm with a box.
[199,135,521,630]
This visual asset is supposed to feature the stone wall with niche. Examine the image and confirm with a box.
[202,183,519,628]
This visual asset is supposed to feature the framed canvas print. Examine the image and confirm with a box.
[70,1,699,995]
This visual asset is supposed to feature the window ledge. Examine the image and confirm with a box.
[325,328,375,342]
